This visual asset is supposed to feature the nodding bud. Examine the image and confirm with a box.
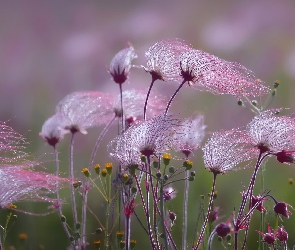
[215,222,232,238]
[257,224,276,245]
[275,150,295,164]
[273,202,292,218]
[109,46,137,85]
[276,226,288,242]
[95,228,103,234]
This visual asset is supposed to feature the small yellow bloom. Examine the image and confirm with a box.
[94,164,101,175]
[19,233,28,241]
[183,160,193,170]
[94,240,101,249]
[81,168,90,177]
[9,203,17,209]
[116,231,124,241]
[122,173,129,184]
[163,153,171,166]
[101,169,107,177]
[105,163,113,175]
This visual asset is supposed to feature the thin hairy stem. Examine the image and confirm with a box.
[143,79,155,120]
[119,83,125,131]
[69,133,80,247]
[54,146,71,239]
[182,170,189,250]
[194,173,217,250]
[164,80,186,115]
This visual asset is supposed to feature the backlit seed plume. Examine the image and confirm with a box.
[144,38,192,82]
[202,129,257,174]
[108,114,180,167]
[179,49,270,97]
[109,45,137,84]
[173,115,206,157]
[39,113,70,147]
[246,110,295,154]
[0,121,27,163]
[55,91,114,134]
[0,165,68,208]
[112,89,168,124]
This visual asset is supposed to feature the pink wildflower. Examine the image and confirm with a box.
[179,49,270,97]
[214,216,233,238]
[273,201,293,218]
[124,198,137,218]
[250,195,267,212]
[173,115,206,157]
[163,186,177,201]
[144,38,192,82]
[276,226,288,242]
[108,114,179,167]
[257,223,276,245]
[109,45,137,84]
[246,110,295,156]
[39,113,70,146]
[202,129,257,175]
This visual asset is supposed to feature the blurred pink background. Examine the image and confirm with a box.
[1,0,295,249]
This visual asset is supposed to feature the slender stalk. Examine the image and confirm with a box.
[182,170,189,250]
[164,80,186,115]
[119,83,125,131]
[125,214,130,250]
[69,133,79,247]
[144,159,156,249]
[53,146,71,239]
[143,79,155,120]
[194,173,217,250]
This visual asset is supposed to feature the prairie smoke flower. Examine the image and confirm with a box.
[173,115,206,157]
[257,223,276,245]
[0,165,67,208]
[202,129,257,175]
[246,110,295,157]
[112,89,167,124]
[109,45,137,84]
[144,38,192,82]
[55,91,114,134]
[0,121,27,163]
[276,226,288,242]
[250,195,267,212]
[179,49,270,97]
[39,113,70,146]
[108,115,179,167]
[214,217,233,238]
[163,186,177,201]
[273,201,293,218]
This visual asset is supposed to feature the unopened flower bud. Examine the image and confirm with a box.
[105,163,113,175]
[61,215,66,222]
[116,231,124,241]
[101,169,107,177]
[120,240,126,249]
[130,240,136,249]
[94,164,101,175]
[95,228,103,234]
[81,168,90,177]
[169,166,175,173]
[163,153,171,166]
[183,160,193,170]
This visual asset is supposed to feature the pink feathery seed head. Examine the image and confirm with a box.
[39,113,70,147]
[174,115,206,157]
[276,226,288,242]
[257,224,276,245]
[55,91,114,134]
[108,114,180,167]
[246,110,295,154]
[273,201,293,218]
[202,129,257,175]
[0,165,68,208]
[113,89,168,123]
[143,38,192,82]
[179,49,270,97]
[0,121,28,163]
[109,45,137,84]
[163,186,177,201]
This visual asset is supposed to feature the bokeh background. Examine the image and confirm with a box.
[1,0,295,249]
